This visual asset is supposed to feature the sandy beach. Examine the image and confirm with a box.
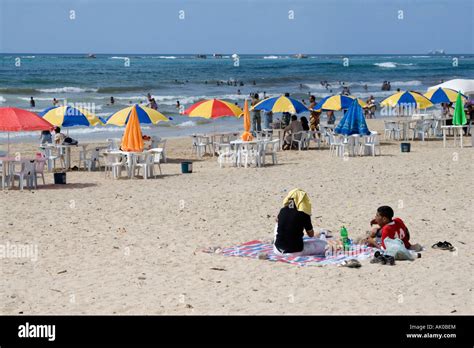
[0,119,472,315]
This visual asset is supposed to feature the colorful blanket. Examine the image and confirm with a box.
[204,238,376,267]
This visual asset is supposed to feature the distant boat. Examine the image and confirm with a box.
[87,54,96,58]
[294,54,308,59]
[213,54,223,58]
[196,54,207,59]
[428,49,445,55]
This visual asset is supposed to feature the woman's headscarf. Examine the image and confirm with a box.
[282,188,312,216]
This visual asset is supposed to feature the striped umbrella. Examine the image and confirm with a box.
[183,99,243,118]
[380,91,433,109]
[252,95,308,114]
[423,87,467,104]
[39,106,103,127]
[312,95,367,111]
[106,104,169,126]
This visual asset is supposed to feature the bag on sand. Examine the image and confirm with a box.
[384,237,418,261]
[63,137,78,146]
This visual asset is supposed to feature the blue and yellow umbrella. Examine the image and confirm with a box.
[380,91,433,109]
[105,104,169,126]
[252,95,308,114]
[39,105,103,127]
[423,87,467,104]
[312,95,367,111]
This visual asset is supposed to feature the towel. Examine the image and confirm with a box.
[203,237,376,267]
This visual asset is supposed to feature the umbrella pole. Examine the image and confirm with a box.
[7,133,10,156]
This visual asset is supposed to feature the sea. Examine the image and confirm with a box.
[0,53,473,142]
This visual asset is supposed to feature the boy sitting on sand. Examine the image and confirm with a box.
[365,206,412,250]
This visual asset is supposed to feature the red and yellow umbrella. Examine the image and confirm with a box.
[121,106,144,152]
[183,99,243,118]
[241,99,253,141]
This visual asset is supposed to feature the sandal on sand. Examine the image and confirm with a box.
[432,241,455,251]
[341,259,361,268]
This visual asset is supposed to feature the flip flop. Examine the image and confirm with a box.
[432,241,455,251]
[341,259,361,268]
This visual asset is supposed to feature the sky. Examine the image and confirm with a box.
[0,0,473,54]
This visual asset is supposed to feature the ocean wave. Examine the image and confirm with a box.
[18,96,58,101]
[157,56,177,59]
[374,62,397,68]
[109,56,129,60]
[176,120,197,128]
[374,62,415,68]
[263,56,279,59]
[97,86,154,93]
[37,87,99,93]
[0,96,5,103]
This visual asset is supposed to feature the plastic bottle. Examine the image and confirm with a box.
[340,226,350,251]
[319,229,327,241]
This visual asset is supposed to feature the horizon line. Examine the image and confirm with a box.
[2,52,474,56]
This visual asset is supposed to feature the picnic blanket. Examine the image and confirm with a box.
[203,237,376,267]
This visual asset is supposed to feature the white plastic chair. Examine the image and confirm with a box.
[328,133,345,157]
[41,145,61,171]
[103,152,125,179]
[412,120,431,141]
[134,152,155,179]
[216,143,235,168]
[307,131,321,149]
[291,131,308,151]
[195,136,212,158]
[239,142,260,168]
[383,121,400,140]
[34,157,46,185]
[11,161,36,190]
[148,148,163,175]
[261,139,279,166]
[362,131,381,156]
[82,148,101,171]
[154,139,167,163]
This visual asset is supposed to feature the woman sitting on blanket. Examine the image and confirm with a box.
[273,189,336,257]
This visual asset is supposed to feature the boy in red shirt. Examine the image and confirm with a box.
[367,206,411,249]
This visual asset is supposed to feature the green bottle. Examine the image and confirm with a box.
[340,226,350,251]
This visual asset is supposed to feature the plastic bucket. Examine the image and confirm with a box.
[181,162,193,174]
[401,143,411,153]
[54,172,67,184]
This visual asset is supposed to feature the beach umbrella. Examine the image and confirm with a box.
[380,91,433,109]
[252,95,308,114]
[39,105,103,127]
[106,104,169,126]
[312,95,367,111]
[183,99,243,118]
[428,79,474,96]
[121,106,144,152]
[0,107,54,154]
[334,99,371,136]
[423,88,467,104]
[241,99,253,141]
[452,92,467,126]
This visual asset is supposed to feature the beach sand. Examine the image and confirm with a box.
[1,120,472,315]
